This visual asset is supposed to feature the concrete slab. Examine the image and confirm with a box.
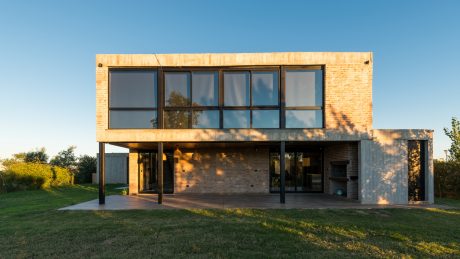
[58,194,450,210]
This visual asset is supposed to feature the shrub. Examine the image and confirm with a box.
[51,166,73,186]
[434,159,460,198]
[2,162,72,192]
[75,155,96,184]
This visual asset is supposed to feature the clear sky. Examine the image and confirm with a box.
[0,0,458,159]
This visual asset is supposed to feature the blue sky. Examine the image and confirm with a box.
[0,0,458,159]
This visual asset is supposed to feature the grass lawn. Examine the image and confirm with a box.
[0,185,459,258]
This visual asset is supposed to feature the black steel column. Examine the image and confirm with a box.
[98,142,105,205]
[157,67,164,205]
[280,141,286,204]
[157,142,163,204]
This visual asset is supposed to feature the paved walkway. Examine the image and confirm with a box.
[59,193,448,210]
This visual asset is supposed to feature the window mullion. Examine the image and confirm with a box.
[249,70,253,128]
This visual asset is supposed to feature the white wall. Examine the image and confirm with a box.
[360,139,408,204]
[359,129,434,204]
[95,153,128,184]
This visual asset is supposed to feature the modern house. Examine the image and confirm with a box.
[96,52,433,205]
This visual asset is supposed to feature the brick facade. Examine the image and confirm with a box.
[174,147,269,193]
[128,150,139,195]
[96,52,434,205]
[96,52,373,143]
[324,64,372,132]
[324,143,359,199]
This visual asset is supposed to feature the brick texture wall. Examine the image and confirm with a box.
[324,143,359,199]
[324,63,373,133]
[174,147,270,193]
[96,52,374,143]
[128,150,139,195]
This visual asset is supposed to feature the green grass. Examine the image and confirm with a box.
[435,197,460,209]
[0,185,459,258]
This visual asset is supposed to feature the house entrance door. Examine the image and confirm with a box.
[270,150,323,193]
[138,151,174,193]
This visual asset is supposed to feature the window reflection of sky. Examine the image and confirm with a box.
[252,72,278,106]
[224,72,250,106]
[192,72,218,106]
[224,110,250,128]
[165,72,190,106]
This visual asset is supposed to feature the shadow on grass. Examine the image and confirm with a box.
[1,186,460,257]
[186,209,460,257]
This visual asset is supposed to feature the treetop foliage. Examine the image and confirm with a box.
[12,147,49,164]
[444,117,460,161]
[50,146,77,171]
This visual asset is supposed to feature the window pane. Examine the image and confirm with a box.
[224,72,249,106]
[285,110,322,128]
[164,110,190,129]
[109,110,157,129]
[252,110,279,128]
[223,110,250,128]
[192,72,218,106]
[285,70,322,107]
[192,110,219,128]
[165,72,190,107]
[252,72,278,106]
[110,71,157,108]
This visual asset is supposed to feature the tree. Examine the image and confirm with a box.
[50,146,77,171]
[444,117,460,161]
[75,155,97,183]
[5,147,49,164]
[165,91,200,128]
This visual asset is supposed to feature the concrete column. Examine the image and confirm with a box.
[280,141,285,204]
[128,150,139,195]
[98,142,105,205]
[157,142,163,204]
[426,140,434,204]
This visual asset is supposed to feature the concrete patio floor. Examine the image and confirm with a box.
[59,193,448,210]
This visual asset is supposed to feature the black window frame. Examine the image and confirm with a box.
[107,65,324,130]
[282,66,325,129]
[162,69,221,129]
[222,68,280,129]
[108,68,159,129]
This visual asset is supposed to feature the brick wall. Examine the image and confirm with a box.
[324,143,359,199]
[174,147,270,193]
[96,52,374,143]
[128,150,139,195]
[324,63,373,132]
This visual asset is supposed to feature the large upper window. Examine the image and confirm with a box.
[285,110,322,128]
[165,72,190,107]
[284,69,323,128]
[223,71,279,129]
[224,72,250,106]
[108,67,323,130]
[192,72,219,106]
[253,110,279,128]
[192,110,219,128]
[252,72,278,106]
[164,71,219,129]
[109,70,157,128]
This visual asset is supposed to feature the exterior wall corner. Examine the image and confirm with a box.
[128,149,139,195]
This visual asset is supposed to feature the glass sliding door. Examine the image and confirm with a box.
[139,152,156,192]
[270,150,323,193]
[285,152,296,192]
[138,151,174,193]
[295,152,323,192]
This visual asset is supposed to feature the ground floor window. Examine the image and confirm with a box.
[138,151,174,193]
[408,140,426,201]
[269,150,323,192]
